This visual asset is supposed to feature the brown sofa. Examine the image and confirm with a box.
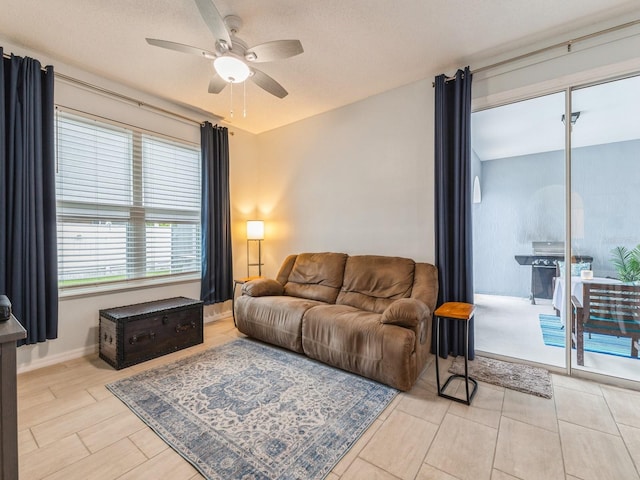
[235,252,438,391]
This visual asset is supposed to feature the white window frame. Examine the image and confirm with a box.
[55,109,202,293]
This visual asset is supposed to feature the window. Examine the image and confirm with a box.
[56,111,201,289]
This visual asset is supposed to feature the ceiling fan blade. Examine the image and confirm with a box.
[193,0,232,50]
[250,68,288,99]
[245,40,304,63]
[208,74,227,94]
[146,38,217,59]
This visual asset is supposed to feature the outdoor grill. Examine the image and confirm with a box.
[515,242,592,304]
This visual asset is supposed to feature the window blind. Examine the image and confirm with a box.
[55,111,201,288]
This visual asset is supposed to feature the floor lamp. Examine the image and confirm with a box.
[246,220,264,277]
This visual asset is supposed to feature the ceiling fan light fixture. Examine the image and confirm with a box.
[213,56,251,83]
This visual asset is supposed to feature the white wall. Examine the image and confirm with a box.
[227,125,261,278]
[255,79,436,277]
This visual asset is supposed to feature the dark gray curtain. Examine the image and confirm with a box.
[0,48,58,345]
[200,122,233,305]
[432,67,474,359]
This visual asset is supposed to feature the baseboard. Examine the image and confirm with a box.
[204,311,233,323]
[16,311,233,374]
[17,344,98,374]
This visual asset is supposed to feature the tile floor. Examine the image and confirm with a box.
[16,316,640,480]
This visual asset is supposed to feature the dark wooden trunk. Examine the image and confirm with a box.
[99,297,203,369]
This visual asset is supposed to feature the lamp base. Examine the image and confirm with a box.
[247,239,263,277]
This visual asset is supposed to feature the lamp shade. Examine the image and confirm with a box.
[214,56,251,83]
[246,220,264,240]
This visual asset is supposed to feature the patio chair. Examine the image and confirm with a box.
[555,259,592,279]
[571,282,640,366]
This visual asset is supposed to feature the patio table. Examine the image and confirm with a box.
[552,276,622,327]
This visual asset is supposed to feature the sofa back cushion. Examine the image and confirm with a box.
[336,255,415,313]
[283,252,348,304]
[410,263,439,312]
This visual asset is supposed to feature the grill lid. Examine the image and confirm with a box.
[532,241,564,256]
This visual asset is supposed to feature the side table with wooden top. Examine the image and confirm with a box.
[434,301,478,405]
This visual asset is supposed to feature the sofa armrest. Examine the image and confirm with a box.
[381,298,431,329]
[242,278,284,297]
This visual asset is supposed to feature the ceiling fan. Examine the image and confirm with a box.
[146,0,303,98]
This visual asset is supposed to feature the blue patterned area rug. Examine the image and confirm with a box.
[107,338,397,479]
[539,314,636,359]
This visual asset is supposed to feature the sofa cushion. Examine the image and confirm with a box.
[336,255,415,313]
[235,295,325,353]
[242,278,284,297]
[275,254,297,285]
[283,252,348,304]
[302,304,417,391]
[410,263,439,312]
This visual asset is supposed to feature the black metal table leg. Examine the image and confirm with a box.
[434,303,478,405]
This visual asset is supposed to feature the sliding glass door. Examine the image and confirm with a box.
[472,72,640,383]
[471,92,567,368]
[569,74,640,382]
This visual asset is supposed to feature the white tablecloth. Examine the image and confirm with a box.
[552,276,622,327]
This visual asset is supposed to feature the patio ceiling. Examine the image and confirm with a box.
[472,74,640,161]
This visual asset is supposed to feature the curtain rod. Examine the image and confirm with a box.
[2,51,214,127]
[433,17,640,86]
[55,72,205,126]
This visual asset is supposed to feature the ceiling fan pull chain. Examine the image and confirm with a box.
[230,82,234,118]
[243,80,247,118]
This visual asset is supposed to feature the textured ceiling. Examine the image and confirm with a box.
[1,0,639,133]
